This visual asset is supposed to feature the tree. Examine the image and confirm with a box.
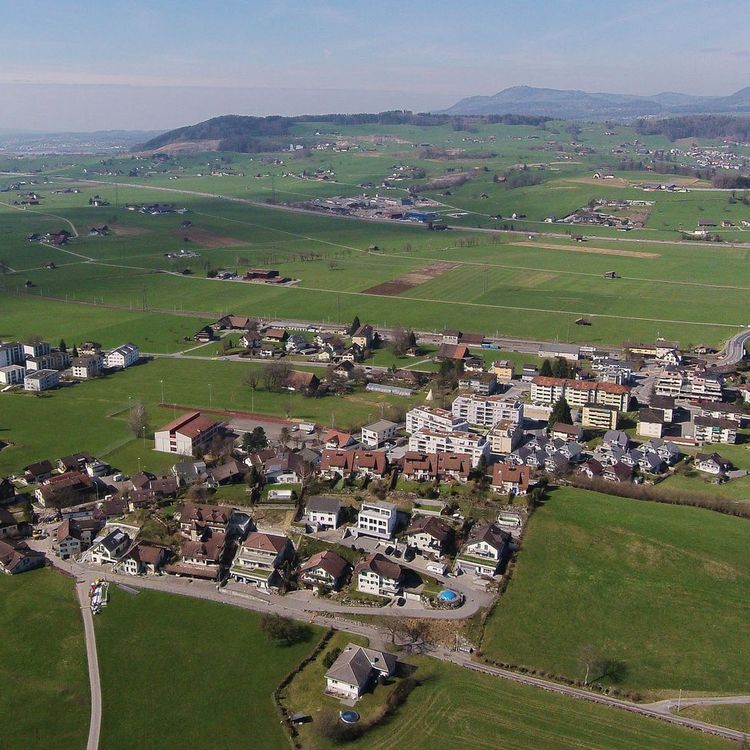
[540,359,553,377]
[263,360,290,392]
[548,396,572,429]
[260,614,309,646]
[578,644,600,686]
[71,345,79,358]
[242,369,260,391]
[551,357,571,379]
[242,426,268,452]
[322,646,342,669]
[59,338,67,353]
[279,426,291,447]
[128,401,149,439]
[348,315,361,335]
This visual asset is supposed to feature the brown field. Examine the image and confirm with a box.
[109,226,149,237]
[515,240,660,258]
[362,261,459,295]
[175,227,248,248]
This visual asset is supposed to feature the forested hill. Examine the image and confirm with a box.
[136,112,551,153]
[634,115,750,142]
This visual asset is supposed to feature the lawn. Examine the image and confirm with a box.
[95,586,322,749]
[282,649,728,750]
[481,487,750,696]
[0,568,89,749]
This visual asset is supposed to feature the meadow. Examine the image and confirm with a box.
[0,355,422,476]
[2,118,749,349]
[95,586,322,749]
[480,487,750,696]
[0,569,89,749]
[283,650,729,750]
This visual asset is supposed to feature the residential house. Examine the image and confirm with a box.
[230,531,293,589]
[351,324,374,349]
[405,515,452,557]
[406,405,468,434]
[457,372,497,395]
[89,528,132,564]
[355,552,404,596]
[263,327,288,343]
[637,408,665,438]
[207,458,245,486]
[400,451,472,483]
[170,534,226,580]
[0,364,26,385]
[581,402,619,430]
[650,396,675,423]
[71,356,102,379]
[117,542,172,575]
[24,460,53,483]
[249,449,307,484]
[491,463,532,496]
[603,430,630,451]
[35,471,93,508]
[323,430,358,449]
[239,330,262,349]
[103,343,140,369]
[178,502,232,540]
[694,416,737,444]
[578,458,604,479]
[452,394,522,427]
[408,428,489,467]
[437,343,469,361]
[319,449,389,480]
[324,644,397,701]
[297,549,350,591]
[550,423,583,442]
[24,368,60,392]
[0,540,45,575]
[486,420,523,455]
[695,452,731,475]
[455,523,510,577]
[490,360,514,382]
[360,420,398,448]
[603,462,633,483]
[154,411,224,456]
[53,517,103,559]
[304,496,342,530]
[284,370,320,394]
[0,508,20,539]
[356,500,398,540]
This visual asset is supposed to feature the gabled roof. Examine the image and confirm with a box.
[354,552,403,581]
[242,531,290,554]
[406,515,451,543]
[467,523,510,551]
[298,549,349,579]
[305,496,341,514]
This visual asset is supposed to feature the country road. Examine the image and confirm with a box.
[75,577,102,750]
[41,552,748,746]
[714,328,750,366]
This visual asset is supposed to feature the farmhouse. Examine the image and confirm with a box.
[154,411,223,456]
[284,370,320,394]
[0,540,46,575]
[351,324,374,349]
[35,471,93,508]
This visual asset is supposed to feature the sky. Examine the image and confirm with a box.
[2,0,749,131]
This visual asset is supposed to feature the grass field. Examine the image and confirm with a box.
[0,568,89,749]
[0,356,421,475]
[481,487,750,696]
[679,704,750,734]
[95,586,322,749]
[283,651,729,750]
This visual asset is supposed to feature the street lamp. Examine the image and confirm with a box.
[160,379,165,404]
[137,456,141,473]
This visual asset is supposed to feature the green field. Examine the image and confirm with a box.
[283,650,728,750]
[0,356,421,476]
[2,123,750,349]
[679,704,750,734]
[0,569,89,749]
[481,487,750,696]
[94,586,321,749]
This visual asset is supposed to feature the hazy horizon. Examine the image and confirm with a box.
[3,0,749,131]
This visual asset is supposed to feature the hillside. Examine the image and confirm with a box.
[441,85,750,120]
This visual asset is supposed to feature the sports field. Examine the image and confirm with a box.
[481,487,750,696]
[94,586,321,750]
[0,569,89,749]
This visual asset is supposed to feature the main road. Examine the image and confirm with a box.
[75,577,102,750]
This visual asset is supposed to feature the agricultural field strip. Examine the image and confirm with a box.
[0,199,80,238]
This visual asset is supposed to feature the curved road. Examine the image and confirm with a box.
[714,329,750,366]
[75,578,101,750]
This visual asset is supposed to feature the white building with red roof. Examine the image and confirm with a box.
[154,411,223,456]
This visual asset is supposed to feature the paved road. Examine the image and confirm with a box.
[75,576,102,750]
[42,552,748,745]
[644,695,750,714]
[714,328,750,366]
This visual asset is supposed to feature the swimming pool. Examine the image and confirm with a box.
[438,589,459,603]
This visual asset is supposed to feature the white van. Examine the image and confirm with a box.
[426,562,448,576]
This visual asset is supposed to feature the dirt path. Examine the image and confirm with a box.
[75,577,101,750]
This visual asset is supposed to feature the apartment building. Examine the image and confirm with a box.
[405,405,468,434]
[452,393,523,427]
[408,428,490,467]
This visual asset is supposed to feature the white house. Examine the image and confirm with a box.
[89,529,131,564]
[304,496,342,530]
[297,549,350,591]
[455,523,510,577]
[405,515,451,557]
[324,644,397,701]
[355,552,404,596]
[103,343,140,369]
[356,500,397,540]
[230,531,293,589]
[360,419,398,448]
[23,368,60,392]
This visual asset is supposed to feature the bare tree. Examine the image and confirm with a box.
[263,360,290,392]
[128,401,149,439]
[242,369,260,390]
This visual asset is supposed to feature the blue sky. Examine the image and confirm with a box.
[2,0,748,130]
